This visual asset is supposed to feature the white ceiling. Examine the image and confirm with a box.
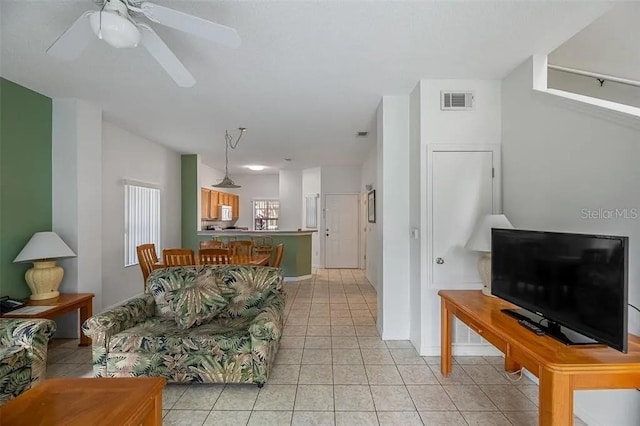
[1,1,612,173]
[549,2,640,82]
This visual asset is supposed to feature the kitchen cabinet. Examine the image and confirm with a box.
[231,195,239,220]
[201,188,238,221]
[210,190,219,219]
[201,188,211,219]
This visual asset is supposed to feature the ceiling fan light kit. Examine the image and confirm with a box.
[47,0,241,87]
[89,11,140,48]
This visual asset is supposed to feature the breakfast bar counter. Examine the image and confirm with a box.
[195,230,316,280]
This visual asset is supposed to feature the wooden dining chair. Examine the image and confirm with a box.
[216,236,236,248]
[199,248,230,265]
[229,240,253,256]
[199,239,224,249]
[270,243,284,268]
[229,255,252,265]
[163,248,195,267]
[251,236,273,256]
[136,243,159,284]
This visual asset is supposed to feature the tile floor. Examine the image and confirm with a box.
[46,268,588,425]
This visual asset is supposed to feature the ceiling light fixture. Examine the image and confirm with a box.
[89,2,140,49]
[213,127,246,189]
[245,165,266,171]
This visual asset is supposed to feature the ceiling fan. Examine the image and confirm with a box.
[46,0,241,87]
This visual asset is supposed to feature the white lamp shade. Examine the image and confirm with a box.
[13,232,76,263]
[465,214,514,252]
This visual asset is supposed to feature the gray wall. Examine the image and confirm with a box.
[502,57,640,426]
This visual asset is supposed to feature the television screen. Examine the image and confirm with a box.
[491,228,628,352]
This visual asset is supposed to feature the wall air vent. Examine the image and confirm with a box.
[441,91,474,110]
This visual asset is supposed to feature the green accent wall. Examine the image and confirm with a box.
[181,155,199,252]
[0,78,52,298]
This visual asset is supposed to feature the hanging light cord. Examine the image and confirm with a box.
[223,128,245,175]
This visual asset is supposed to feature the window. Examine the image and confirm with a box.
[124,181,161,266]
[253,200,279,230]
[305,194,319,228]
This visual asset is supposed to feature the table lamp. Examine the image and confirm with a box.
[465,214,514,297]
[13,232,76,300]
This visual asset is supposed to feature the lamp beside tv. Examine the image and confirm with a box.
[465,214,514,296]
[13,232,76,300]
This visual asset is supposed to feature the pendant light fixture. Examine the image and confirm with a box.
[212,127,246,188]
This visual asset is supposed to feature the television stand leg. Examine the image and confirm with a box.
[504,356,521,374]
[539,367,573,426]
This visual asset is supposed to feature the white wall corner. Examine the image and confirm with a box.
[379,95,411,340]
[52,98,103,337]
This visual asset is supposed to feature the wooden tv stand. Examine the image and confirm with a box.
[439,290,640,426]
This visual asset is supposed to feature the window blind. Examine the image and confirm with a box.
[124,183,161,266]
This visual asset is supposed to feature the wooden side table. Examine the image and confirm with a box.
[0,377,166,426]
[2,293,94,346]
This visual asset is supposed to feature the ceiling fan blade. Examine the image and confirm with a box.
[47,11,94,61]
[139,24,195,88]
[140,2,241,48]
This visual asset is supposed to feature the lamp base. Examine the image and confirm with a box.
[25,260,63,301]
[477,253,494,297]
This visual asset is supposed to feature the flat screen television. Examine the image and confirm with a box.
[491,228,629,353]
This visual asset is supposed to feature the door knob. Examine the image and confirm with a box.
[436,257,444,265]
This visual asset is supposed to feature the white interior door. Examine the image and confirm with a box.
[431,150,494,287]
[325,194,359,268]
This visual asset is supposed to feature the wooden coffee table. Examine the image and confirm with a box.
[0,377,166,426]
[1,293,94,346]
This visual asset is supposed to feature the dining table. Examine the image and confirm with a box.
[152,254,270,270]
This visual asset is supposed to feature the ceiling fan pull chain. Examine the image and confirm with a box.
[97,3,106,40]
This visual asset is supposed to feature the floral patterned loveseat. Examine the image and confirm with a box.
[0,318,56,405]
[82,265,285,386]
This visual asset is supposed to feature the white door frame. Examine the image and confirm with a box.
[324,193,360,269]
[423,144,502,290]
[360,192,368,270]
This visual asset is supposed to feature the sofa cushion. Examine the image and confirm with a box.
[147,266,230,329]
[217,266,284,318]
[108,317,254,355]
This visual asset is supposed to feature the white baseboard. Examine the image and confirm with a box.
[522,369,538,384]
[420,344,502,357]
[381,331,410,341]
[284,274,313,282]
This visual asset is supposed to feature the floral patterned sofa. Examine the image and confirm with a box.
[0,318,56,405]
[82,265,285,386]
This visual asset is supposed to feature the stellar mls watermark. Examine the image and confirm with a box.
[581,208,638,220]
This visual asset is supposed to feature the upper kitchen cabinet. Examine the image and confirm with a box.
[201,188,211,219]
[201,188,237,221]
[231,194,239,220]
[210,190,219,219]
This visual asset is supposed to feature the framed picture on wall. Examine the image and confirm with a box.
[367,190,376,223]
